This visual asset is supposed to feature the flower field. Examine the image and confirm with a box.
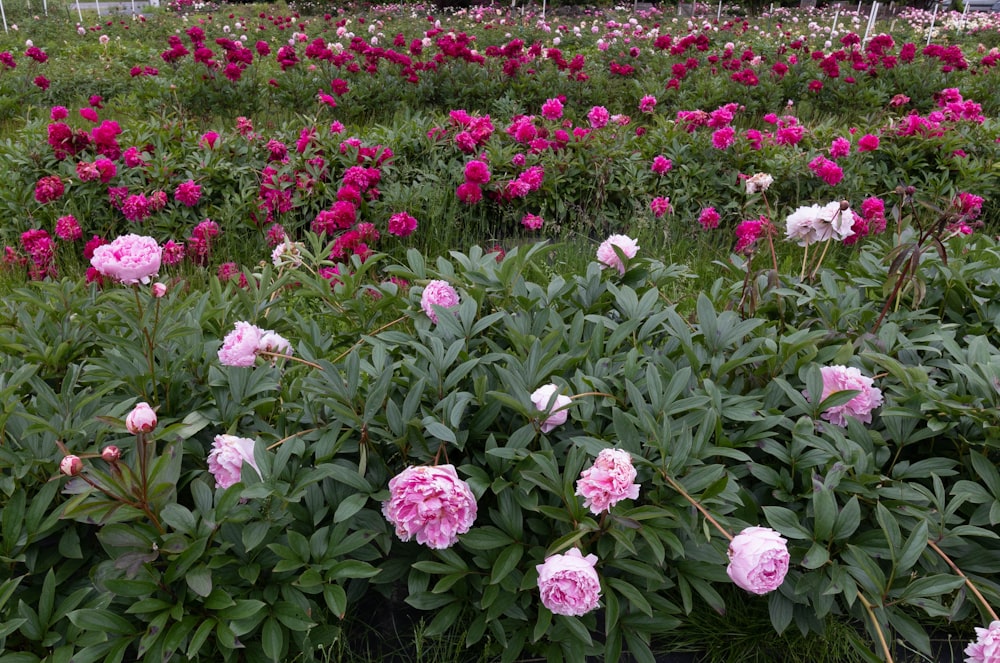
[1,0,1000,661]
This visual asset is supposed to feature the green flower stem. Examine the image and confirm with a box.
[928,539,1000,622]
[857,591,894,663]
[77,469,164,534]
[660,471,733,543]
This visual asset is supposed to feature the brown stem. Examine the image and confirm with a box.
[857,591,894,663]
[331,316,407,365]
[928,539,1000,622]
[660,471,733,542]
[267,428,318,451]
[256,351,324,370]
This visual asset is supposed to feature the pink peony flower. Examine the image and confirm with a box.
[530,384,571,433]
[536,548,601,616]
[541,97,563,121]
[638,95,657,113]
[207,434,262,489]
[650,196,672,218]
[90,234,162,285]
[857,134,880,151]
[218,321,264,367]
[152,282,167,298]
[829,137,851,159]
[587,105,610,129]
[456,182,482,204]
[55,215,82,241]
[60,455,83,477]
[420,280,460,323]
[596,234,639,275]
[965,621,1000,663]
[698,207,721,230]
[711,127,736,150]
[815,365,884,427]
[381,464,477,549]
[125,402,157,434]
[522,213,544,231]
[34,175,65,204]
[727,526,790,595]
[575,448,640,514]
[175,180,202,207]
[387,211,418,237]
[651,155,672,175]
[463,160,491,184]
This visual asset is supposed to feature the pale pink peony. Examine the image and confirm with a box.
[125,402,157,434]
[531,384,572,433]
[218,321,264,367]
[381,464,477,549]
[60,455,82,476]
[965,621,1000,663]
[151,282,167,298]
[258,331,292,356]
[536,548,601,616]
[817,365,884,427]
[207,434,262,489]
[576,448,640,514]
[727,526,790,595]
[785,202,854,246]
[596,234,639,275]
[90,234,162,285]
[420,280,460,323]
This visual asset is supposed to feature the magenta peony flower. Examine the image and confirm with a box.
[463,160,491,185]
[387,211,418,237]
[530,384,571,433]
[175,180,202,207]
[650,196,672,218]
[207,434,262,489]
[816,365,884,427]
[727,526,790,595]
[638,94,657,113]
[587,105,610,129]
[596,234,639,275]
[651,155,672,175]
[125,402,157,434]
[536,548,601,616]
[857,133,880,152]
[90,234,162,285]
[965,621,1000,663]
[381,464,477,549]
[541,97,563,120]
[420,280,460,323]
[218,321,264,367]
[698,207,721,230]
[34,175,65,204]
[575,448,640,514]
[521,213,544,231]
[455,182,482,204]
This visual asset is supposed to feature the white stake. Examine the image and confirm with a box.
[830,8,840,36]
[862,1,878,45]
[0,0,7,33]
[75,0,83,22]
[926,1,938,45]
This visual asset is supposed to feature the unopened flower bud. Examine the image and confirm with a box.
[60,455,82,476]
[840,200,850,210]
[152,282,167,298]
[101,445,121,463]
[125,402,157,434]
[905,185,916,196]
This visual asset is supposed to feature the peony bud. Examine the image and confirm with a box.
[125,402,157,434]
[101,445,121,463]
[151,282,167,298]
[60,455,82,476]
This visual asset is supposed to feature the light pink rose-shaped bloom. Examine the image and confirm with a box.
[420,280,460,323]
[151,282,167,298]
[536,548,601,616]
[207,434,262,489]
[727,526,790,595]
[89,234,162,285]
[576,448,640,514]
[381,464,478,549]
[965,621,1000,663]
[530,384,572,433]
[125,402,157,434]
[817,365,884,427]
[596,234,639,275]
[218,321,264,367]
[258,331,292,356]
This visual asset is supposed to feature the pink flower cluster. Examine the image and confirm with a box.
[387,211,418,237]
[575,448,640,514]
[218,321,292,367]
[382,464,478,549]
[20,229,56,280]
[965,621,1000,663]
[733,216,773,254]
[596,234,639,275]
[420,280,460,323]
[807,156,844,186]
[727,527,790,595]
[536,548,601,616]
[207,434,262,489]
[815,365,884,427]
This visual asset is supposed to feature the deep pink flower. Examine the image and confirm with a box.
[420,280,460,323]
[727,527,790,595]
[207,434,262,489]
[711,127,736,150]
[90,234,162,284]
[464,160,491,184]
[175,180,202,207]
[34,176,65,204]
[541,97,564,121]
[857,134,880,151]
[50,106,68,121]
[456,182,482,204]
[814,365,884,427]
[651,155,672,175]
[576,448,640,514]
[597,234,639,275]
[638,95,657,113]
[387,211,418,237]
[829,137,851,159]
[381,464,477,549]
[587,106,610,129]
[161,240,184,266]
[536,549,601,616]
[650,197,672,218]
[698,207,720,230]
[55,215,82,241]
[521,213,544,231]
[33,76,50,90]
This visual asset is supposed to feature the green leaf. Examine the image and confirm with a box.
[261,617,284,662]
[187,566,213,598]
[812,488,837,541]
[219,600,267,621]
[763,506,811,540]
[557,614,593,647]
[333,492,368,523]
[187,618,216,658]
[323,584,347,619]
[67,608,136,635]
[896,521,929,574]
[490,545,524,585]
[832,496,861,541]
